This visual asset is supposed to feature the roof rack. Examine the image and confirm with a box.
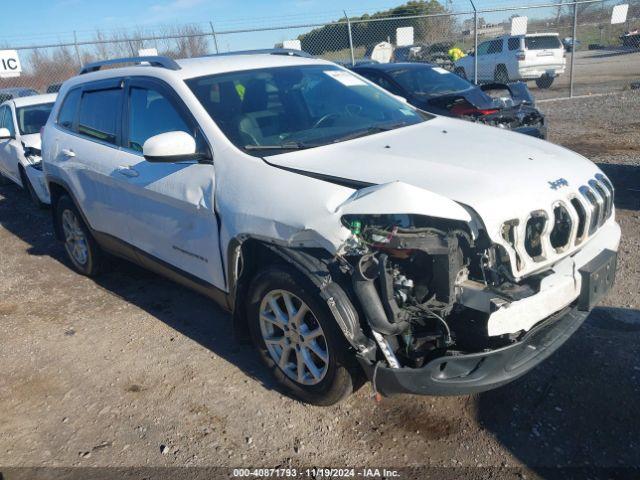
[206,48,313,59]
[79,56,181,75]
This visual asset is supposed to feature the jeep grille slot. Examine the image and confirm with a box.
[594,174,614,221]
[570,197,587,244]
[524,214,546,260]
[580,185,600,235]
[550,204,572,251]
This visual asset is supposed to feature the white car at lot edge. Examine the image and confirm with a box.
[43,52,619,405]
[0,93,56,206]
[454,33,566,89]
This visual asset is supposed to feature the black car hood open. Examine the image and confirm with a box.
[417,81,535,112]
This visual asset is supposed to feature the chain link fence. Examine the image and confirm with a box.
[1,0,639,101]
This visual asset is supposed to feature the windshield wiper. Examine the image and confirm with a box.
[244,141,310,151]
[330,122,409,144]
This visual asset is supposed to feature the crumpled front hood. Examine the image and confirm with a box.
[21,133,41,151]
[266,116,603,241]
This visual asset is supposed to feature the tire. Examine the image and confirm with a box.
[454,67,467,80]
[19,166,46,209]
[494,64,509,84]
[535,74,554,89]
[247,265,360,406]
[54,195,103,276]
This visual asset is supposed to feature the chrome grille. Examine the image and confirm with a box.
[500,175,614,275]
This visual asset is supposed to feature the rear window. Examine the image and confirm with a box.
[525,36,561,50]
[77,89,121,144]
[508,38,521,51]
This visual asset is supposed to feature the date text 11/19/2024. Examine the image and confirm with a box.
[232,468,401,477]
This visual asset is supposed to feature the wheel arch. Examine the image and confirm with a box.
[47,177,85,241]
[227,237,374,355]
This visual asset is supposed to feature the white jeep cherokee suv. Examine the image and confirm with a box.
[43,52,619,405]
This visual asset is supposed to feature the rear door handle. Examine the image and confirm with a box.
[116,166,139,178]
[61,148,75,158]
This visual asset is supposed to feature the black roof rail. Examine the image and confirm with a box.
[79,56,181,75]
[206,48,313,59]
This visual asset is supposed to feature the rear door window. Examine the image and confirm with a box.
[57,88,81,131]
[78,88,121,145]
[525,36,562,50]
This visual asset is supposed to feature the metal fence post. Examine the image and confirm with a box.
[469,0,478,84]
[569,1,578,97]
[209,21,220,54]
[344,11,355,67]
[73,31,82,67]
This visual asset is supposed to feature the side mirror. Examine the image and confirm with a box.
[0,127,12,140]
[143,131,200,163]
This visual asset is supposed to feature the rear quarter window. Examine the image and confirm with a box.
[525,36,561,50]
[57,88,81,131]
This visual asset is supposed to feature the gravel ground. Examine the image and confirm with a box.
[0,92,638,479]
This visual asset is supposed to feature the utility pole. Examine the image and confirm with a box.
[469,0,478,84]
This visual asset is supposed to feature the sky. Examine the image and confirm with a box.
[0,0,559,48]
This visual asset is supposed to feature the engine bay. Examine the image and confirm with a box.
[340,213,542,369]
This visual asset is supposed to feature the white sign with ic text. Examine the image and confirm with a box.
[0,50,22,78]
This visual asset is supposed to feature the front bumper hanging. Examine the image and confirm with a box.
[358,305,588,396]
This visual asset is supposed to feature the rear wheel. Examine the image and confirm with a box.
[19,166,46,209]
[494,64,509,83]
[247,265,360,405]
[535,74,554,89]
[55,195,103,276]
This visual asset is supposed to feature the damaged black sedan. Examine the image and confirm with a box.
[352,62,546,139]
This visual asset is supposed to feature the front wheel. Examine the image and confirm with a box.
[535,74,554,89]
[247,265,360,405]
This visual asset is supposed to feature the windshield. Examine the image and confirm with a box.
[525,36,561,50]
[16,103,54,135]
[388,66,473,97]
[186,65,429,155]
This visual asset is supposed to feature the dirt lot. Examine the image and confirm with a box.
[0,92,638,478]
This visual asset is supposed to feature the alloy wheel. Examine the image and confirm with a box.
[259,289,329,385]
[61,209,89,266]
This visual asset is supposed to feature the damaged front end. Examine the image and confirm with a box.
[335,211,588,397]
[428,82,546,139]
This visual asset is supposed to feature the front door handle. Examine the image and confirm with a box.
[116,166,139,178]
[61,148,75,158]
